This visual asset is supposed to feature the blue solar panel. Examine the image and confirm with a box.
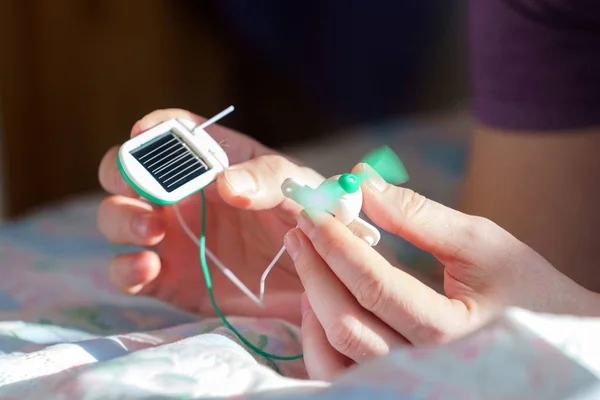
[130,131,208,193]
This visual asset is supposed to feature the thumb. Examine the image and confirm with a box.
[356,164,503,263]
[216,154,324,212]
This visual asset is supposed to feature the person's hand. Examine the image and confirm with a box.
[98,109,324,324]
[285,163,600,379]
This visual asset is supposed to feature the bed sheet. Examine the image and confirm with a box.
[1,112,600,399]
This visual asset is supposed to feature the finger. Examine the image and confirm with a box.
[97,196,166,246]
[216,154,324,214]
[132,108,205,136]
[132,108,271,164]
[109,251,161,294]
[285,228,406,362]
[356,163,508,264]
[99,146,138,196]
[301,293,351,380]
[297,209,468,345]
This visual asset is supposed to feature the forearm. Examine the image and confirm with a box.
[460,125,600,292]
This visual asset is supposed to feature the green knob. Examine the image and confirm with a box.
[338,173,360,194]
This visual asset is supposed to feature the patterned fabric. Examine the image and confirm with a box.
[1,113,600,399]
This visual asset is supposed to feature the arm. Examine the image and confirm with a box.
[461,126,600,290]
[462,0,600,291]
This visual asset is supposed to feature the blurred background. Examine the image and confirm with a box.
[0,0,467,220]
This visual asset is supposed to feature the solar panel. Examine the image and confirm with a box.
[130,130,209,193]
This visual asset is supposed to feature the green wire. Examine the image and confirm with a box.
[198,189,303,361]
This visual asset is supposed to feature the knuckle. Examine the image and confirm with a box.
[96,197,133,241]
[259,154,292,177]
[461,216,517,259]
[461,216,500,247]
[257,154,309,183]
[295,254,319,286]
[326,318,364,356]
[400,301,456,345]
[398,189,429,220]
[412,321,453,345]
[96,200,113,236]
[315,228,343,260]
[108,257,125,286]
[352,272,387,314]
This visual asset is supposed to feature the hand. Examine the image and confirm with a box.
[97,109,324,324]
[285,163,600,380]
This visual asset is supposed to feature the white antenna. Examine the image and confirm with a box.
[197,105,235,131]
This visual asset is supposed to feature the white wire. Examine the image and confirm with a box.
[172,204,286,308]
[171,105,289,308]
[197,106,235,130]
[259,245,286,303]
[172,204,261,306]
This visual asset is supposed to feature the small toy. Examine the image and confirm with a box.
[116,105,409,361]
[117,106,233,205]
[281,146,409,246]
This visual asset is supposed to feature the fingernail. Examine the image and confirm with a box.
[224,168,258,196]
[361,164,387,192]
[133,214,164,238]
[297,211,316,238]
[300,292,311,319]
[284,231,301,261]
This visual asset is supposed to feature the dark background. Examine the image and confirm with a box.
[0,0,467,218]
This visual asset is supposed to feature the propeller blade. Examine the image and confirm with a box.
[358,145,409,185]
[289,180,342,212]
[311,179,346,210]
[287,146,408,213]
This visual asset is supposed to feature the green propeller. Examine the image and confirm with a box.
[294,145,409,212]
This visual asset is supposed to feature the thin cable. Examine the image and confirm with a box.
[198,189,303,361]
[173,204,263,307]
[173,204,288,307]
[260,245,286,302]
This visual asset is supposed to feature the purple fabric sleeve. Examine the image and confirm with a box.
[469,0,600,131]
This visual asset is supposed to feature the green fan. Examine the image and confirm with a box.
[281,145,409,245]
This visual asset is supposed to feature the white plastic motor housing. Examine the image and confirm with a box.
[118,118,229,205]
[281,174,381,246]
[318,175,363,225]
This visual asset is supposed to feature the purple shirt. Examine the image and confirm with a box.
[470,0,600,131]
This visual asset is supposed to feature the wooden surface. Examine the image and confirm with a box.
[0,1,231,218]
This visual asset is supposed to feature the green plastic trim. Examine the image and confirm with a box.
[117,153,176,206]
[197,189,303,361]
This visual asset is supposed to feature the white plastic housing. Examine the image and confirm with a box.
[119,118,229,204]
[281,175,381,246]
[318,175,362,225]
